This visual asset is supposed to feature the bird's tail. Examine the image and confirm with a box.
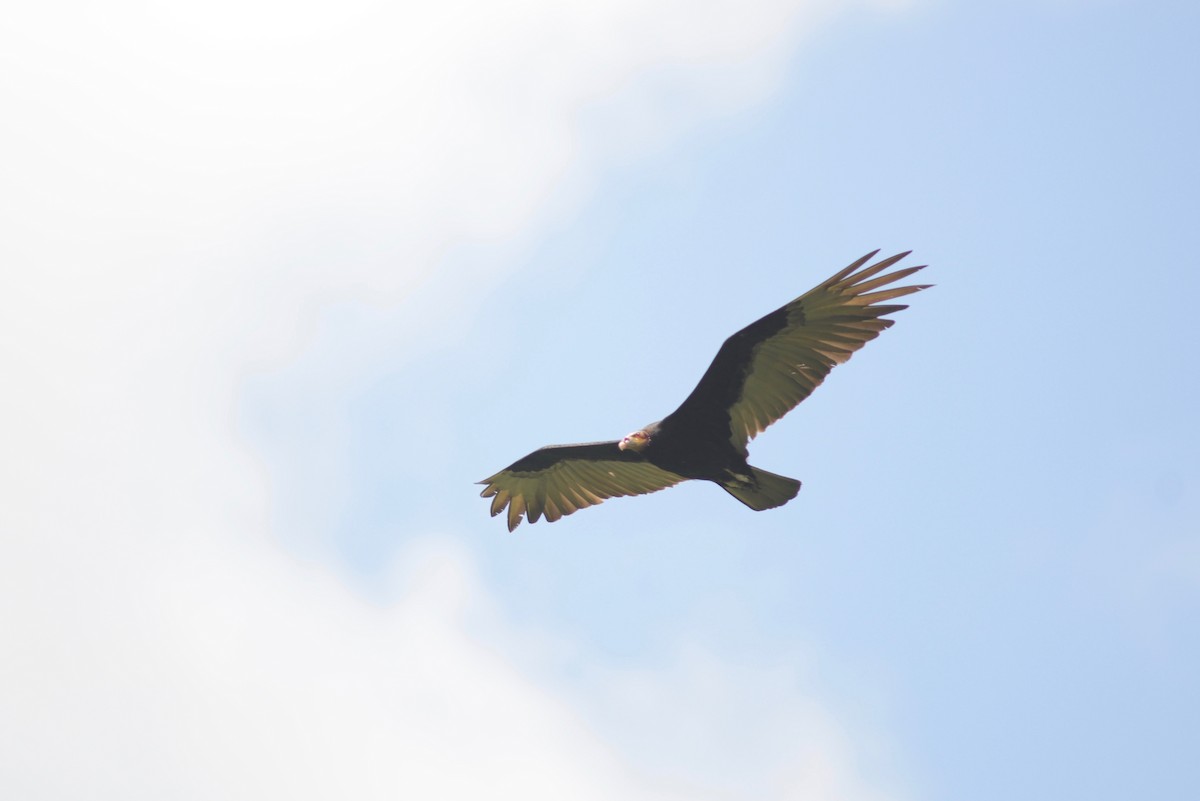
[721,466,801,511]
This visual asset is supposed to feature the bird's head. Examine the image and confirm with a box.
[618,430,651,453]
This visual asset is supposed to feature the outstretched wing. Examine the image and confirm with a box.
[478,442,686,531]
[666,251,930,453]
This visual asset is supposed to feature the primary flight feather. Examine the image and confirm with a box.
[479,250,930,531]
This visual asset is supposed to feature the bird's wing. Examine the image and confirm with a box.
[666,251,930,452]
[478,441,686,531]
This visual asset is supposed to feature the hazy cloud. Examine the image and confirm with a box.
[1,2,912,797]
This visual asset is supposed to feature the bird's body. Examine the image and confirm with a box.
[479,250,929,531]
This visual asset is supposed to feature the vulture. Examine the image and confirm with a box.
[479,250,929,531]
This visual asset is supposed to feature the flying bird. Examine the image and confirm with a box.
[479,250,929,531]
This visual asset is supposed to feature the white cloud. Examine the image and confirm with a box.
[2,533,671,799]
[573,647,905,800]
[0,1,913,798]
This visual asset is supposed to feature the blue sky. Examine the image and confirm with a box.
[3,1,1198,799]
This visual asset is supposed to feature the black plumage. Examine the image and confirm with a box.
[479,250,929,531]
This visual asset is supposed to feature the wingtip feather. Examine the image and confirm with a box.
[823,249,881,285]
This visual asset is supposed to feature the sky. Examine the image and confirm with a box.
[2,1,1198,799]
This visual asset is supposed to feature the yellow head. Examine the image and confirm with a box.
[618,430,651,452]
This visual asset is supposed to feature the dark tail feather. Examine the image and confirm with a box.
[721,466,801,511]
